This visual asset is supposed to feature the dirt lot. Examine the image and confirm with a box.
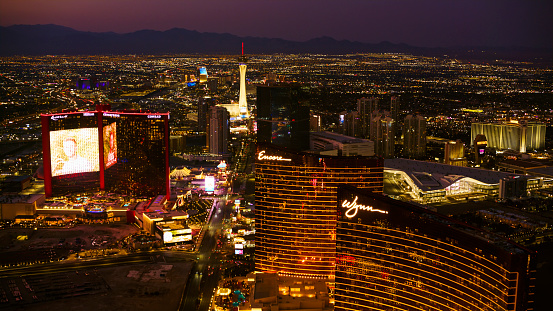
[0,260,193,311]
[0,224,140,252]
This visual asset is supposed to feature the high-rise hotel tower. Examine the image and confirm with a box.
[336,185,535,310]
[255,144,383,279]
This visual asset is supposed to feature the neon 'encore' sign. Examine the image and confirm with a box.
[342,196,388,218]
[257,150,292,162]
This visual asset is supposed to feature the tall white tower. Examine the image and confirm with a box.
[238,42,249,118]
[239,63,248,116]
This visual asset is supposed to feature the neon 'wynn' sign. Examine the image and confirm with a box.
[257,150,292,162]
[342,196,388,218]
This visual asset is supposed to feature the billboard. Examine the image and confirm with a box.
[163,231,192,244]
[205,175,215,192]
[103,122,117,169]
[50,128,99,177]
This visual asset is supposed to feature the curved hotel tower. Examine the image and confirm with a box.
[255,144,383,279]
[335,186,535,310]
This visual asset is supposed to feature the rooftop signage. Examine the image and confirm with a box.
[50,115,67,121]
[342,196,388,218]
[257,150,292,162]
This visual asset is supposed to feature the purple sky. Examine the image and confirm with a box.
[1,0,551,48]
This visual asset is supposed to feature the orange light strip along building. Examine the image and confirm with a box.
[255,144,383,279]
[335,185,536,311]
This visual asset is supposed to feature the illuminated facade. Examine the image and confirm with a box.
[255,144,383,279]
[41,110,170,198]
[238,63,248,117]
[336,185,536,311]
[444,139,467,166]
[471,121,546,152]
[384,158,552,203]
[42,112,101,196]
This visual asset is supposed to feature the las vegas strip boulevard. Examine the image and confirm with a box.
[335,185,536,310]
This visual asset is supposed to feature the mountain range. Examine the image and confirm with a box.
[0,24,550,62]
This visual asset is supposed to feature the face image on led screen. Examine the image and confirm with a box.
[50,128,99,177]
[103,122,117,169]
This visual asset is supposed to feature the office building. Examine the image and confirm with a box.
[257,85,310,151]
[444,139,467,166]
[474,134,488,166]
[403,114,426,159]
[371,113,394,158]
[310,113,322,132]
[208,106,229,155]
[198,67,208,83]
[342,111,360,137]
[357,97,378,138]
[471,121,546,153]
[41,109,170,198]
[197,97,212,132]
[336,185,536,311]
[499,176,528,199]
[255,144,383,279]
[390,96,400,124]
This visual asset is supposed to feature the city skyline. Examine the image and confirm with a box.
[1,0,552,49]
[0,1,552,307]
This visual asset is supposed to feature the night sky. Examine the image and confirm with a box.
[1,0,551,49]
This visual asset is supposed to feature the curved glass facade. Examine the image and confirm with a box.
[255,144,383,278]
[336,186,535,310]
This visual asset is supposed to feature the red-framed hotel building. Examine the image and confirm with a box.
[41,108,170,198]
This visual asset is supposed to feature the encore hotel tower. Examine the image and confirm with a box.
[336,186,535,311]
[255,144,383,279]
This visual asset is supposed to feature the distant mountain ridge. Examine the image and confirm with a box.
[0,24,550,62]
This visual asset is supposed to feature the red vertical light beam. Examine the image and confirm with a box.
[242,42,244,55]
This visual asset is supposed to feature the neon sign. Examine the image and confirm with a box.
[50,115,67,121]
[342,196,388,218]
[257,150,292,162]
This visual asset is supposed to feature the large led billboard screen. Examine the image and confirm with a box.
[205,175,215,192]
[49,128,99,177]
[103,122,117,169]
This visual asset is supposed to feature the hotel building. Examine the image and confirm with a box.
[471,121,546,153]
[257,85,310,151]
[255,144,383,279]
[335,185,536,310]
[41,107,170,198]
